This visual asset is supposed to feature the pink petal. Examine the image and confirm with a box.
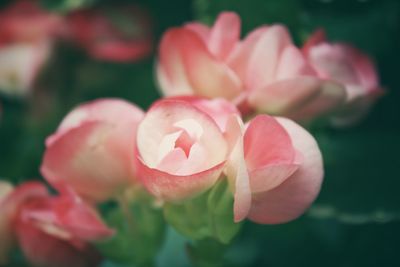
[227,26,269,83]
[207,12,241,60]
[156,147,189,174]
[244,25,292,89]
[185,22,210,44]
[287,80,347,120]
[41,121,136,202]
[248,77,346,120]
[49,193,114,241]
[137,100,228,172]
[244,115,297,171]
[0,181,48,212]
[224,114,245,155]
[249,162,299,193]
[223,116,251,222]
[308,43,360,84]
[166,96,241,132]
[276,45,317,79]
[158,28,242,99]
[47,98,144,146]
[136,100,229,201]
[137,159,225,201]
[231,140,252,223]
[338,44,379,90]
[0,181,48,265]
[157,28,198,96]
[247,117,323,224]
[15,219,101,267]
[302,28,326,56]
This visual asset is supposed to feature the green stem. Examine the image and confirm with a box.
[116,193,137,237]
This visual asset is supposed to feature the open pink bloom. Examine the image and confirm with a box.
[157,12,346,120]
[67,4,153,62]
[226,115,323,224]
[41,99,144,202]
[303,29,383,126]
[136,98,239,201]
[0,181,112,266]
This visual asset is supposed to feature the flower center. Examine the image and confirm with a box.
[174,130,195,158]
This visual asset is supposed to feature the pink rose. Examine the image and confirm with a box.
[157,12,346,120]
[303,29,383,126]
[0,181,112,266]
[226,115,323,224]
[136,98,238,201]
[67,4,153,62]
[41,99,144,202]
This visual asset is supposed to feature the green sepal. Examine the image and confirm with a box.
[164,179,242,244]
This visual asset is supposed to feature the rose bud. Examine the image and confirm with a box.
[303,29,383,126]
[136,98,239,201]
[41,99,144,202]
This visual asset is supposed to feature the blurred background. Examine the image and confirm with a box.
[0,0,399,266]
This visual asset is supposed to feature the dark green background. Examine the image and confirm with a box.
[1,0,399,266]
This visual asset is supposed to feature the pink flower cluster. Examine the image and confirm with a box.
[0,0,153,98]
[1,96,324,265]
[0,9,384,267]
[40,97,323,224]
[157,12,382,125]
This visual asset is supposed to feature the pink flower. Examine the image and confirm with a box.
[0,0,64,45]
[226,115,323,224]
[41,99,144,202]
[303,29,383,126]
[0,0,63,97]
[136,98,239,201]
[0,181,112,266]
[67,4,153,62]
[157,12,346,120]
